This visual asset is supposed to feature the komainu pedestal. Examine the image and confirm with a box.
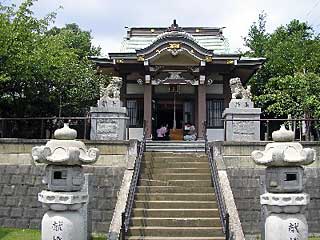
[90,77,128,140]
[222,77,261,141]
[252,125,316,240]
[32,124,99,240]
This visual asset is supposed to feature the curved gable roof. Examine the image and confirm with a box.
[120,20,229,54]
[136,30,214,62]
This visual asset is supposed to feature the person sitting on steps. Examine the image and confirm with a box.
[184,123,196,141]
[157,124,168,140]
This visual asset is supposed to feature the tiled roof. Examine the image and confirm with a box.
[120,27,230,54]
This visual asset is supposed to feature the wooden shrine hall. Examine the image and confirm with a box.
[90,20,264,141]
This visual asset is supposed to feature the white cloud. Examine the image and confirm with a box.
[7,0,320,54]
[92,35,122,56]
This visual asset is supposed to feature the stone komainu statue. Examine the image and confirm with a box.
[100,76,122,102]
[229,77,252,100]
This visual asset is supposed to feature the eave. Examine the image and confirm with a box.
[89,56,114,67]
[234,57,266,83]
[236,57,266,66]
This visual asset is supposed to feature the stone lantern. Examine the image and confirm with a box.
[251,125,316,240]
[32,124,99,240]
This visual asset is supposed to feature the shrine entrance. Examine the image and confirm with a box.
[152,85,195,140]
[154,100,183,129]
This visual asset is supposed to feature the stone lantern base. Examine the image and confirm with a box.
[42,211,85,240]
[265,214,308,240]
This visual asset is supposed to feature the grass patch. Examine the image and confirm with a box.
[254,236,320,240]
[0,228,106,240]
[92,232,106,240]
[1,228,317,240]
[0,228,40,240]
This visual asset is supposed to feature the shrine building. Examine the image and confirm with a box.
[90,20,265,140]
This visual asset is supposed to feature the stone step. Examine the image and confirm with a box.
[126,150,225,239]
[144,152,206,158]
[139,179,212,187]
[141,168,210,174]
[130,217,221,227]
[145,145,205,149]
[145,144,205,147]
[146,141,205,147]
[144,156,208,162]
[141,162,210,169]
[145,142,205,152]
[145,147,205,151]
[140,173,211,181]
[126,237,225,240]
[146,140,205,143]
[136,186,214,194]
[127,226,224,237]
[135,193,215,201]
[134,200,217,209]
[132,209,219,218]
[146,150,205,153]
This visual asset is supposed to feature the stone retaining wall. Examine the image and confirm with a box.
[217,141,320,238]
[227,168,320,237]
[0,139,136,234]
[1,139,319,237]
[0,164,125,233]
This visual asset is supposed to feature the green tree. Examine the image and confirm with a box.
[259,73,320,118]
[0,0,107,118]
[244,12,268,58]
[46,23,101,59]
[245,14,320,119]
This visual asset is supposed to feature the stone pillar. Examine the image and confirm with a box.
[32,124,100,240]
[144,84,152,139]
[251,125,316,240]
[197,85,206,140]
[90,77,128,140]
[222,77,261,141]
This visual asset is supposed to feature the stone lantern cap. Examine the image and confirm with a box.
[32,124,99,165]
[251,125,316,166]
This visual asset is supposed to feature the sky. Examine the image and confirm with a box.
[4,0,320,56]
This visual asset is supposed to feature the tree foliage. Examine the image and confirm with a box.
[46,23,101,59]
[259,73,320,118]
[245,14,320,119]
[0,0,108,117]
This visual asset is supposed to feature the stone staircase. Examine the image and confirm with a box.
[125,148,225,240]
[146,140,205,152]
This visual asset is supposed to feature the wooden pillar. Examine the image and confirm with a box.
[144,84,152,139]
[120,74,127,107]
[197,85,206,139]
[195,88,198,130]
[223,74,231,107]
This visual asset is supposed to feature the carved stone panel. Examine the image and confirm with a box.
[232,120,256,139]
[90,107,128,141]
[222,108,261,141]
[96,119,119,139]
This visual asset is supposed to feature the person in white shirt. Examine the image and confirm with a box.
[184,123,196,141]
